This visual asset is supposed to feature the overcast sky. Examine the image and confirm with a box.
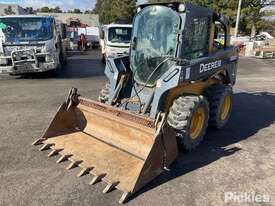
[0,0,147,11]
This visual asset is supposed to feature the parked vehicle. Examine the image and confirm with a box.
[254,32,274,47]
[100,24,132,62]
[0,15,67,75]
[33,2,239,204]
[86,27,100,48]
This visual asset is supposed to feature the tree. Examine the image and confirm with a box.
[94,0,136,24]
[84,10,93,14]
[241,0,275,36]
[73,9,82,14]
[93,0,104,14]
[24,7,35,14]
[37,6,64,13]
[260,19,275,36]
[112,0,137,22]
[147,0,275,36]
[53,6,62,13]
[4,6,15,15]
[40,7,51,13]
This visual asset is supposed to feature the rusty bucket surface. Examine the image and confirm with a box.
[33,96,178,203]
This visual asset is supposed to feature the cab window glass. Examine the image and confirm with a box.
[214,21,226,50]
[182,16,210,59]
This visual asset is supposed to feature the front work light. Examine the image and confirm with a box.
[178,4,186,12]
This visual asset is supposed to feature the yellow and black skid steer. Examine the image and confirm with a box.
[33,2,239,203]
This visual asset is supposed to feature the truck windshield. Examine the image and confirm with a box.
[0,17,53,43]
[130,6,180,86]
[108,27,132,43]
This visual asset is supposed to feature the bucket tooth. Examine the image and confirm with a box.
[66,160,82,170]
[77,167,93,177]
[32,138,45,146]
[39,143,54,151]
[89,173,106,185]
[103,182,120,193]
[119,192,130,204]
[56,154,72,163]
[48,149,63,157]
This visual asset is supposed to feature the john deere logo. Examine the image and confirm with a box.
[200,60,222,73]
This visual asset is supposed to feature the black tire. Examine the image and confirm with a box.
[63,57,68,66]
[205,84,233,129]
[51,54,63,76]
[101,54,106,64]
[98,82,110,103]
[167,95,209,151]
[61,52,67,66]
[51,63,62,76]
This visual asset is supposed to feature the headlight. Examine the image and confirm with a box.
[13,53,21,61]
[42,45,53,54]
[35,47,43,53]
[178,4,185,12]
[46,54,54,62]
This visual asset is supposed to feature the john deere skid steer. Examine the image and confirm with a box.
[33,2,238,203]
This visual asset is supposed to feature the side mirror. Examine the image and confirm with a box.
[132,37,137,50]
[100,30,105,39]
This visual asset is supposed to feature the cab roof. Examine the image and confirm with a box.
[138,2,214,16]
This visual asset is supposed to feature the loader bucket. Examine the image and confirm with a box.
[33,94,178,203]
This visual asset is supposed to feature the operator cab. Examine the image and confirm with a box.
[131,2,230,87]
[102,2,237,117]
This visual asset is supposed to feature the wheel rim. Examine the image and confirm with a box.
[220,95,232,120]
[190,107,205,139]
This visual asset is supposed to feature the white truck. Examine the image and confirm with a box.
[0,15,67,75]
[100,24,132,62]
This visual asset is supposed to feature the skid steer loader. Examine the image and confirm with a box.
[33,2,239,204]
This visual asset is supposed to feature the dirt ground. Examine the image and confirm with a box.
[0,51,274,206]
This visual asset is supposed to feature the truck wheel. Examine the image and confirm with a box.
[61,52,67,66]
[63,57,68,66]
[167,95,209,151]
[52,54,63,76]
[51,63,62,76]
[98,82,110,103]
[101,54,106,64]
[205,84,233,129]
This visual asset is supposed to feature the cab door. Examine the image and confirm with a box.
[180,15,212,60]
[179,14,225,80]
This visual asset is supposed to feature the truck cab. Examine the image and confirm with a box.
[0,15,67,75]
[100,24,132,62]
